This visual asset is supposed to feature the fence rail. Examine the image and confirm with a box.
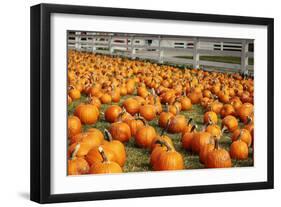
[68,32,254,74]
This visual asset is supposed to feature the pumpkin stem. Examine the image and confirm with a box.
[151,88,156,96]
[214,139,219,150]
[237,130,244,141]
[246,116,252,125]
[174,104,180,115]
[163,140,173,151]
[118,108,127,122]
[68,85,75,90]
[71,143,80,160]
[221,125,228,134]
[104,129,113,142]
[165,103,169,112]
[207,114,213,125]
[161,119,171,136]
[190,125,196,132]
[135,116,147,126]
[98,146,108,163]
[187,118,193,125]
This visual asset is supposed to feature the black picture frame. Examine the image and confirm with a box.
[30,3,274,204]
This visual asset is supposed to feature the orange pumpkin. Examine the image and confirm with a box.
[100,93,112,104]
[75,104,99,125]
[231,128,252,147]
[205,140,232,168]
[167,105,187,134]
[109,121,131,142]
[103,129,126,166]
[86,145,116,166]
[230,139,249,160]
[135,120,157,148]
[68,86,81,100]
[237,103,254,123]
[191,132,212,154]
[222,115,238,132]
[122,98,140,115]
[68,115,82,138]
[89,147,122,174]
[158,104,174,128]
[124,116,145,136]
[203,111,218,125]
[199,141,215,164]
[157,145,184,170]
[139,104,156,121]
[179,97,192,110]
[181,125,196,151]
[68,157,89,175]
[104,105,122,123]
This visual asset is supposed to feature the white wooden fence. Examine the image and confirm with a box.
[68,32,254,74]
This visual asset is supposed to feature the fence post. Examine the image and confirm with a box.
[131,37,135,59]
[193,37,199,69]
[241,40,249,72]
[92,35,96,53]
[109,36,114,54]
[75,32,81,51]
[159,37,164,63]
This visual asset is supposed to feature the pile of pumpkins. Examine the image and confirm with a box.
[67,50,254,175]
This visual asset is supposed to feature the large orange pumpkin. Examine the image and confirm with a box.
[75,104,99,125]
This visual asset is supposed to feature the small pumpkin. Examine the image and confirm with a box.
[68,86,81,100]
[135,119,157,148]
[103,129,126,166]
[68,157,89,175]
[205,139,232,168]
[231,128,252,147]
[89,146,122,174]
[179,96,192,111]
[68,144,90,175]
[155,141,184,171]
[104,105,122,123]
[100,93,112,104]
[181,125,196,151]
[124,115,145,136]
[205,124,221,140]
[222,115,238,132]
[75,104,99,125]
[151,120,174,151]
[203,111,218,125]
[109,120,131,142]
[220,104,235,118]
[122,98,140,115]
[191,131,212,154]
[199,140,215,164]
[67,115,82,138]
[139,104,156,121]
[158,103,174,128]
[230,137,249,160]
[167,105,187,134]
[86,145,116,166]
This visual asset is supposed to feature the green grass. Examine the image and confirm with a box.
[68,94,253,173]
[174,55,254,66]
